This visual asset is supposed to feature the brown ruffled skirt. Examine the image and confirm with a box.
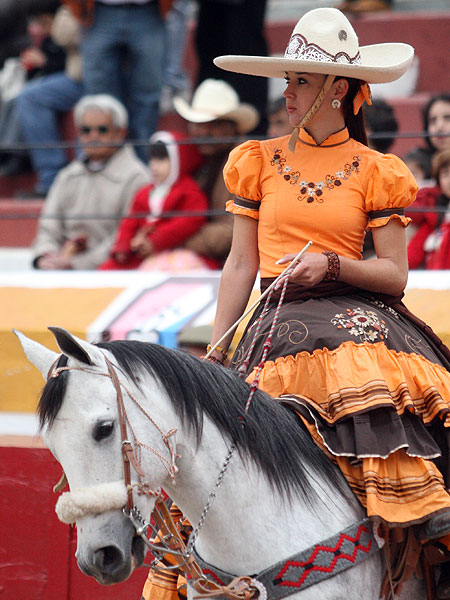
[230,283,450,527]
[141,285,450,600]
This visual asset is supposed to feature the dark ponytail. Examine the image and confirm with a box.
[336,77,369,146]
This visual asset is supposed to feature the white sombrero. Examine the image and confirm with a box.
[173,79,259,134]
[214,7,414,85]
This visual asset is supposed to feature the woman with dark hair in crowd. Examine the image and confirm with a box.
[423,93,450,157]
[405,93,450,254]
[407,149,450,270]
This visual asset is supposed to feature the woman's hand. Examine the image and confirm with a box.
[276,252,328,287]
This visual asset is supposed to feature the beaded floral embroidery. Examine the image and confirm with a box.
[331,307,389,342]
[270,147,361,204]
[371,298,400,320]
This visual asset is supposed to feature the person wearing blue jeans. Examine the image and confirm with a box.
[17,72,83,195]
[160,0,192,113]
[81,1,166,163]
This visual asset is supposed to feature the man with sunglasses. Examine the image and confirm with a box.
[31,94,149,270]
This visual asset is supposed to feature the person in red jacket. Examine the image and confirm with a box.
[407,149,450,269]
[99,131,211,270]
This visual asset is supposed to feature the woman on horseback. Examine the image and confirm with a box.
[205,6,450,597]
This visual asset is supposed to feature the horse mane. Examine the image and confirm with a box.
[39,353,69,429]
[39,340,350,505]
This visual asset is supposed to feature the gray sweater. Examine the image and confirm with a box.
[32,145,149,269]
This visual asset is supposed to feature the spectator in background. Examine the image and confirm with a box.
[16,5,84,197]
[173,79,259,268]
[407,149,450,270]
[65,0,167,163]
[100,131,210,271]
[362,98,399,258]
[32,94,149,270]
[194,0,268,135]
[403,147,432,188]
[0,0,35,68]
[363,98,398,154]
[20,12,66,79]
[409,93,450,179]
[423,93,450,157]
[159,0,192,114]
[267,96,292,139]
[0,5,66,178]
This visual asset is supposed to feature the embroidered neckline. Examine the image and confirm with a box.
[299,137,350,148]
[270,146,361,204]
[299,127,350,147]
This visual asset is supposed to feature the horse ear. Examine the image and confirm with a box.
[14,329,59,379]
[48,326,105,366]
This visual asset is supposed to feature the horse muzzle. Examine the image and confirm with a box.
[78,534,146,584]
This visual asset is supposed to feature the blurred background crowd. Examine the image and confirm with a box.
[0,0,448,272]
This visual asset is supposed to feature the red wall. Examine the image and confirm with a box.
[0,446,148,599]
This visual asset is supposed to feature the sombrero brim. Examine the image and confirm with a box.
[214,43,414,85]
[173,96,259,134]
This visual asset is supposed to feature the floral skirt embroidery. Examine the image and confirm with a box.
[230,293,450,526]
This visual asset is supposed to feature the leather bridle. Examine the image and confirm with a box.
[104,356,154,513]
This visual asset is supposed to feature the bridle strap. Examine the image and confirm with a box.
[104,356,137,514]
[47,357,60,380]
[47,355,169,515]
[103,357,163,511]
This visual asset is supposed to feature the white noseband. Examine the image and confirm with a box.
[55,481,128,524]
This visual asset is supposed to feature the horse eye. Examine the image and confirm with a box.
[93,421,114,442]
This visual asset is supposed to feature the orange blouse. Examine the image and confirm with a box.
[224,128,417,278]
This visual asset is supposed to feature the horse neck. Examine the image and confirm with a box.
[166,415,364,575]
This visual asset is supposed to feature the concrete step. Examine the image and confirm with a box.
[0,247,33,271]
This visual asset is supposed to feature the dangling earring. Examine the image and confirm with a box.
[332,99,341,109]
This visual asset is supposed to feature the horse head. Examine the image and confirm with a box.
[15,327,175,585]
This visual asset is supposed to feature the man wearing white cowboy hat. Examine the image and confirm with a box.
[205,6,450,597]
[173,78,259,268]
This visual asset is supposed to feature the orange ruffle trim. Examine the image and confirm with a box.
[225,199,259,221]
[299,416,450,524]
[339,449,450,525]
[247,340,450,426]
[367,214,411,230]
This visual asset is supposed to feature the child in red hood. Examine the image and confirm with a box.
[99,131,212,270]
[407,149,450,270]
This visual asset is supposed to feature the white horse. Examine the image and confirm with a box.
[16,327,425,599]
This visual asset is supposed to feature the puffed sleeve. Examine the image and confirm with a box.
[365,153,418,230]
[223,140,262,221]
